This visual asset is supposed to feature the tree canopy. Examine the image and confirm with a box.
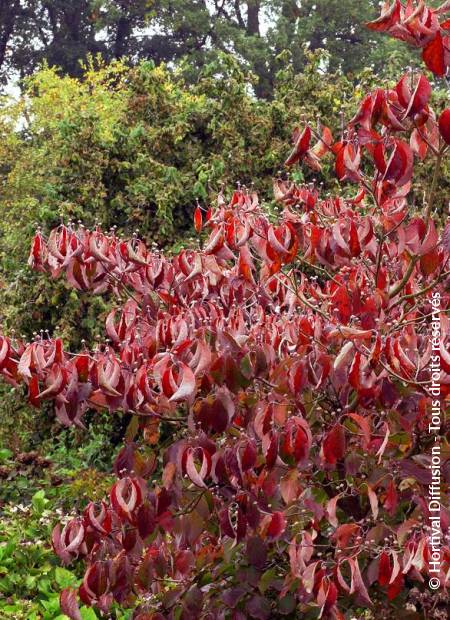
[0,1,410,97]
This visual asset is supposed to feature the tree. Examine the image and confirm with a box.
[0,0,21,78]
[0,1,409,97]
[0,0,157,83]
[270,0,412,77]
[0,2,449,618]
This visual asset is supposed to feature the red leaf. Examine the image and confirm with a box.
[406,74,431,117]
[0,337,9,370]
[75,354,90,382]
[84,501,112,535]
[384,479,398,516]
[334,523,360,550]
[280,417,311,464]
[383,140,413,186]
[98,358,121,397]
[110,477,143,522]
[194,206,203,233]
[265,432,278,469]
[373,143,387,174]
[422,33,446,77]
[185,448,209,488]
[38,364,66,399]
[311,125,333,158]
[410,128,428,159]
[175,550,195,575]
[105,310,120,343]
[28,233,44,267]
[241,440,257,471]
[395,73,411,109]
[378,551,392,587]
[17,345,33,379]
[420,249,440,275]
[203,227,224,254]
[440,338,450,374]
[387,572,404,600]
[28,375,40,407]
[60,589,82,620]
[322,424,346,465]
[348,351,362,390]
[135,503,156,538]
[342,143,361,181]
[326,494,341,528]
[419,219,438,255]
[280,469,302,504]
[332,286,352,324]
[366,0,401,32]
[347,413,371,449]
[219,506,235,538]
[349,557,372,606]
[349,221,361,256]
[323,580,338,612]
[376,422,390,463]
[267,511,286,539]
[285,126,312,166]
[438,108,450,144]
[52,520,85,564]
[238,247,255,283]
[169,363,196,403]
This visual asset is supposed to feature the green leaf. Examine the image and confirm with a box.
[38,577,53,594]
[41,594,60,613]
[54,567,77,588]
[80,608,98,620]
[0,539,17,562]
[240,354,253,380]
[31,490,49,514]
[278,594,296,615]
[25,574,37,588]
[0,448,13,461]
[259,567,277,594]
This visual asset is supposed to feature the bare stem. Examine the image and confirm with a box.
[388,255,418,299]
[425,148,444,222]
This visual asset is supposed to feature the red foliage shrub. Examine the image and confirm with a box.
[1,2,450,618]
[367,0,450,77]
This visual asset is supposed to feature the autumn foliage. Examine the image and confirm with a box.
[367,0,450,76]
[1,2,450,618]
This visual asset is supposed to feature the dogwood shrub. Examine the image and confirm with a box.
[1,2,450,618]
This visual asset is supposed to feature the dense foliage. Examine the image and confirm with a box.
[1,1,450,618]
[0,1,409,97]
[1,47,448,344]
[0,50,382,346]
[0,33,396,500]
[0,418,119,619]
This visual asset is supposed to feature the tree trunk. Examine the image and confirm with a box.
[246,0,260,36]
[114,16,132,59]
[0,0,20,79]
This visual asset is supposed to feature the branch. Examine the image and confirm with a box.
[424,147,445,222]
[388,255,418,299]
